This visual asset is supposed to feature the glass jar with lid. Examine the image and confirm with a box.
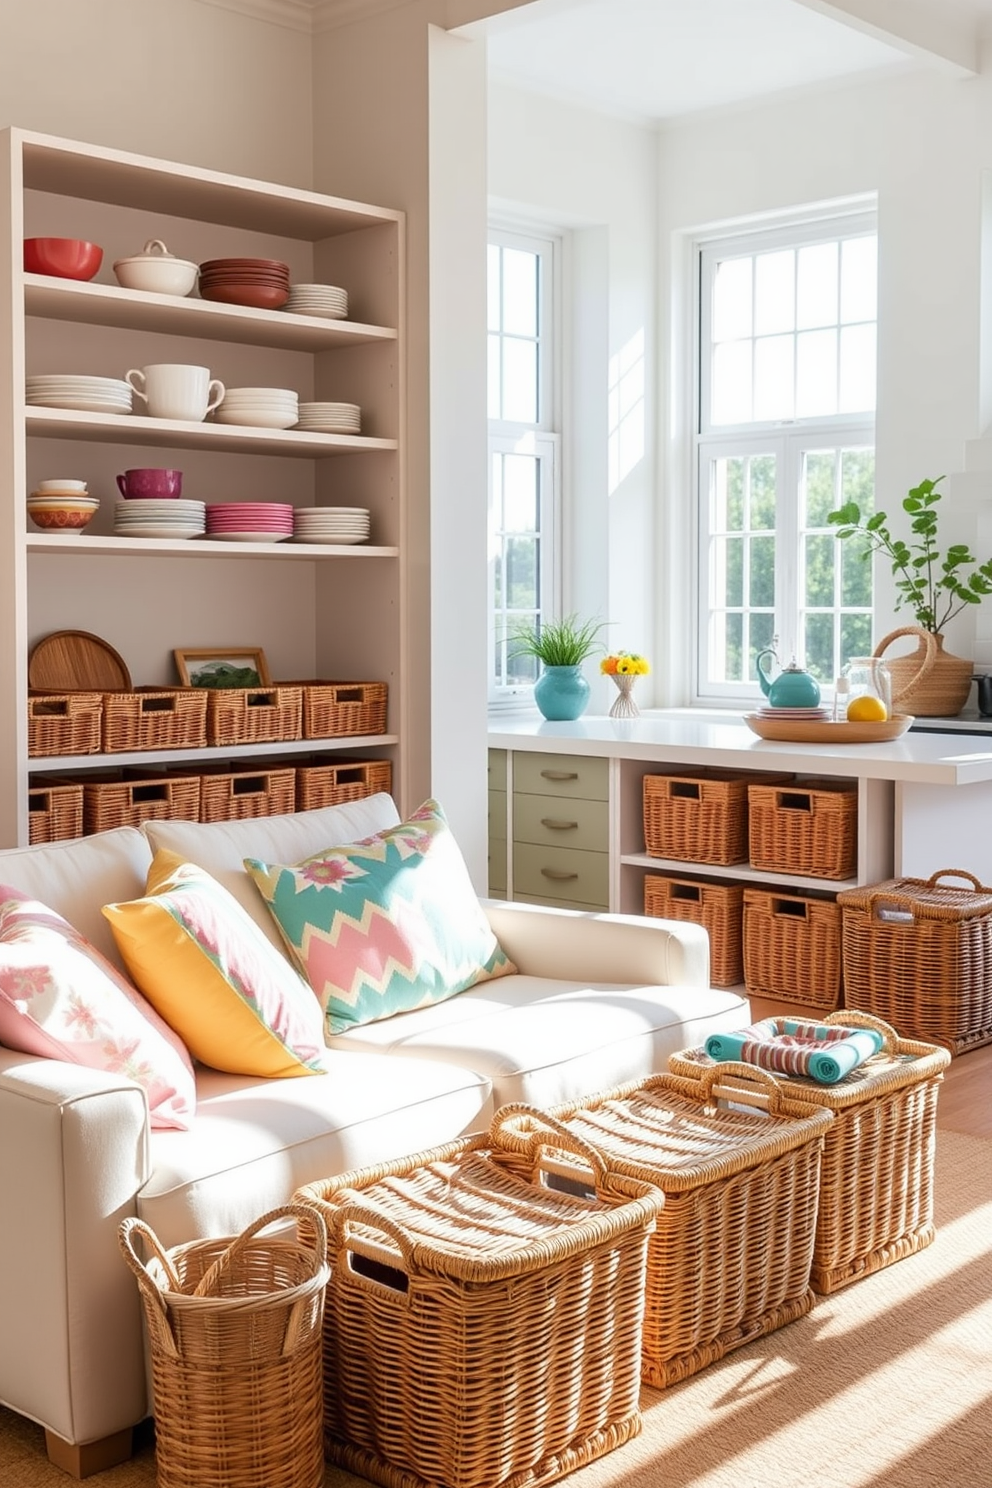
[840,657,892,721]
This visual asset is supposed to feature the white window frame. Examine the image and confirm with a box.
[693,204,877,706]
[487,224,562,709]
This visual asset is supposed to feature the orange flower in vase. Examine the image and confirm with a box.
[601,652,649,718]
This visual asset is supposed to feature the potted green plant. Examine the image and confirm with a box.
[828,474,991,715]
[509,614,606,720]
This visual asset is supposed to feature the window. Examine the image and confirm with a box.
[487,228,559,703]
[696,211,877,700]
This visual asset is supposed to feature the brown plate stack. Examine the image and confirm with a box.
[198,257,290,310]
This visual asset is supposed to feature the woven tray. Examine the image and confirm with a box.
[206,687,303,748]
[28,781,84,844]
[836,869,992,1053]
[28,693,103,757]
[748,778,858,880]
[498,1070,832,1388]
[102,689,208,754]
[198,765,297,823]
[743,887,843,1011]
[644,874,744,987]
[295,1108,663,1488]
[295,757,392,812]
[668,1010,951,1293]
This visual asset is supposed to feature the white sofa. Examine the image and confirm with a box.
[0,794,750,1477]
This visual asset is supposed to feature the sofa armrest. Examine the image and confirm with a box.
[0,1048,152,1445]
[482,899,710,987]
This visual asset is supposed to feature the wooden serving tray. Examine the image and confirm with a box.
[28,630,132,691]
[743,713,913,744]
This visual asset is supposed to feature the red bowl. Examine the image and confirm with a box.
[24,238,103,281]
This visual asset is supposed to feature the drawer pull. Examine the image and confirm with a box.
[541,769,579,782]
[541,817,579,831]
[541,868,579,881]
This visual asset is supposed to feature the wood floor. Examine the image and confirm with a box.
[748,995,992,1139]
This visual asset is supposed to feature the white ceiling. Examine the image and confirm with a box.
[476,0,988,125]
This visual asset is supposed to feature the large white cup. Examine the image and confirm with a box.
[125,363,225,422]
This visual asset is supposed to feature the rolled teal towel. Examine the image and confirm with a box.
[806,1030,884,1084]
[704,1030,752,1062]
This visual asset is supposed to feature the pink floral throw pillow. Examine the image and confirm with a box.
[0,885,196,1130]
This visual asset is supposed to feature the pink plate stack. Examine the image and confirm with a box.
[205,502,294,542]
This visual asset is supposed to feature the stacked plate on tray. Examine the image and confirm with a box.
[205,502,294,542]
[285,282,349,319]
[754,705,832,721]
[214,386,299,429]
[296,401,361,434]
[113,499,206,539]
[26,374,132,414]
[293,506,371,545]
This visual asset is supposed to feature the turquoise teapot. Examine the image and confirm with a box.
[756,648,821,708]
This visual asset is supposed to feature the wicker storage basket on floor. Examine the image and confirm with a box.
[644,873,744,986]
[206,686,303,747]
[118,1206,329,1488]
[669,1010,951,1293]
[743,887,843,1011]
[836,869,992,1053]
[748,779,858,880]
[101,689,208,753]
[198,765,297,823]
[27,781,84,843]
[295,756,392,812]
[28,692,102,757]
[499,1068,833,1389]
[295,1108,664,1488]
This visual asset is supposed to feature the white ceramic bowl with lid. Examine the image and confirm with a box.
[112,239,198,296]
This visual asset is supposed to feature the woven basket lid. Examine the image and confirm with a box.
[836,870,992,919]
[29,630,131,691]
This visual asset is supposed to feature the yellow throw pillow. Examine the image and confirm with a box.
[102,853,326,1078]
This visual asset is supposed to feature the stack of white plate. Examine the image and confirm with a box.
[113,499,206,539]
[214,387,299,430]
[296,401,361,435]
[293,506,371,545]
[755,705,832,720]
[26,374,132,415]
[285,283,348,320]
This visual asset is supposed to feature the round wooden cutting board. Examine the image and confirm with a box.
[28,630,132,691]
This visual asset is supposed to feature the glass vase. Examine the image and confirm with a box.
[608,673,639,718]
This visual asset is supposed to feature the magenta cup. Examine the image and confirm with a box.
[116,468,183,499]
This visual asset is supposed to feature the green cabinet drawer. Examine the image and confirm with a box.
[488,748,507,790]
[488,789,508,842]
[488,842,507,895]
[512,793,608,853]
[512,751,608,801]
[512,842,609,909]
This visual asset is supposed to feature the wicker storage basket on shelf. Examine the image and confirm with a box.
[205,686,303,748]
[836,869,992,1053]
[743,887,843,1011]
[101,689,208,754]
[748,778,858,880]
[294,1107,664,1488]
[27,781,84,844]
[64,770,201,835]
[28,693,102,757]
[295,756,392,812]
[296,680,388,739]
[644,873,744,987]
[118,1205,329,1488]
[499,1067,832,1388]
[197,764,297,823]
[643,769,752,864]
[669,1011,951,1293]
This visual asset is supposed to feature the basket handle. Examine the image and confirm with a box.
[338,1202,416,1278]
[192,1204,327,1299]
[924,868,990,893]
[693,1060,790,1116]
[488,1103,611,1191]
[117,1218,181,1359]
[824,1009,898,1053]
[871,625,939,707]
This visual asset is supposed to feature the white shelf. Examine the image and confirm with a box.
[25,406,397,456]
[620,852,857,894]
[28,735,400,773]
[27,534,399,559]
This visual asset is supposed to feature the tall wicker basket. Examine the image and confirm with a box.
[295,1109,664,1488]
[118,1206,329,1488]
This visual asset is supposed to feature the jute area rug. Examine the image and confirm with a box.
[3,1129,990,1488]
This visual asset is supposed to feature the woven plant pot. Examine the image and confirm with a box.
[873,625,972,717]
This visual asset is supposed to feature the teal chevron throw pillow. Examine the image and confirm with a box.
[244,799,516,1034]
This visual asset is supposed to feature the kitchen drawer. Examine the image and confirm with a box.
[513,751,608,801]
[488,748,507,791]
[512,792,608,853]
[512,841,609,909]
[489,788,508,842]
[488,845,507,896]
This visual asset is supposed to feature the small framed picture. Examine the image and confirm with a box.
[174,647,271,689]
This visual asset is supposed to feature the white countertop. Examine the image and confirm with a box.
[488,709,992,785]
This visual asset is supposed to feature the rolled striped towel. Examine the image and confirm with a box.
[704,1018,883,1084]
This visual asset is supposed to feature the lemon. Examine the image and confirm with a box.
[847,694,888,722]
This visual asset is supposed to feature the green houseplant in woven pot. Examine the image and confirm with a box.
[828,475,992,716]
[510,614,606,720]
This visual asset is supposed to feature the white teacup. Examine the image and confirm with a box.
[37,478,87,492]
[125,364,225,422]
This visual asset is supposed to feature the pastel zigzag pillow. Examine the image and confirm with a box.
[244,798,517,1034]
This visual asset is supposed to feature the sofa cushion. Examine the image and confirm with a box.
[327,973,751,1109]
[139,1053,494,1248]
[142,795,401,954]
[0,884,196,1129]
[244,799,517,1035]
[102,855,326,1079]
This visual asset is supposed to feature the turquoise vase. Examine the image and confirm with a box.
[533,665,591,721]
